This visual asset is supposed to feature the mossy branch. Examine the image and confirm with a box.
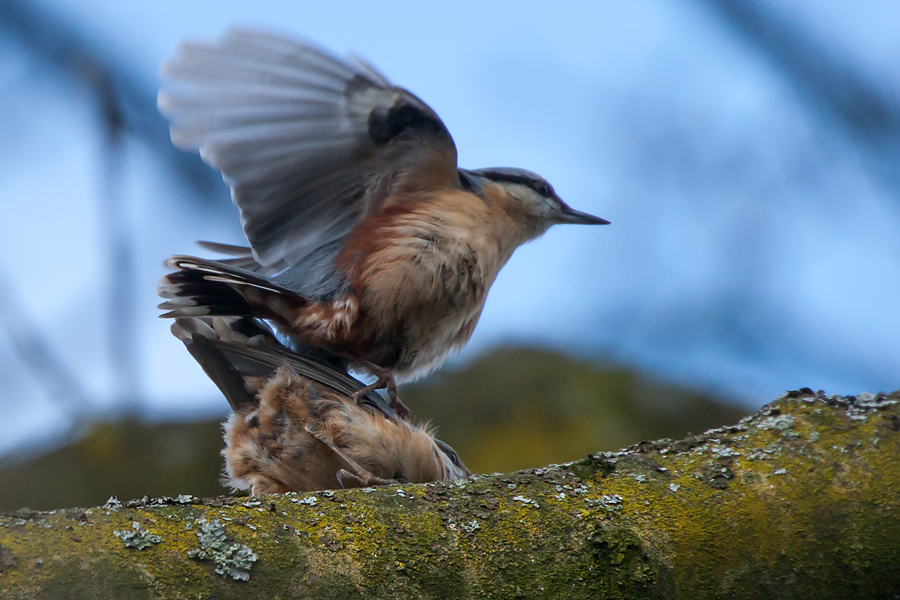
[1,389,899,599]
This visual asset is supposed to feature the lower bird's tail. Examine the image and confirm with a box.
[171,315,396,419]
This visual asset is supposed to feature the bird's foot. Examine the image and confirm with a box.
[351,363,410,421]
[336,468,396,489]
[303,424,396,488]
[383,378,409,421]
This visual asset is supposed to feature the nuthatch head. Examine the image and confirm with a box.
[463,167,609,241]
[171,316,470,494]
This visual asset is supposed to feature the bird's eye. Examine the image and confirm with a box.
[436,440,461,466]
[534,182,551,197]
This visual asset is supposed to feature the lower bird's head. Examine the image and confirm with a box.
[462,167,609,241]
[435,439,472,480]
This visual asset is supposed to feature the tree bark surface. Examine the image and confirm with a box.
[0,389,898,599]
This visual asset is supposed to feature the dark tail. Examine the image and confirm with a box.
[171,316,396,419]
[158,255,306,321]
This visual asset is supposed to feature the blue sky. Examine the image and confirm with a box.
[1,0,898,456]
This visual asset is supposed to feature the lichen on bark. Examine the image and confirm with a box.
[0,389,898,599]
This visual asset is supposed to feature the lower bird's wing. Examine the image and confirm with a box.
[171,315,397,419]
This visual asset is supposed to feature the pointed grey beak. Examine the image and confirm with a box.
[556,205,610,225]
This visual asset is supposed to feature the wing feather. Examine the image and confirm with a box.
[171,316,397,418]
[159,28,458,296]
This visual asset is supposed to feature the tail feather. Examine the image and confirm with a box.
[196,241,289,273]
[159,255,307,321]
[172,316,397,419]
[196,241,254,257]
[190,334,258,411]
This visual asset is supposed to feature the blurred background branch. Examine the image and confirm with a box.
[0,276,87,420]
[0,0,223,200]
[701,0,900,199]
[0,0,230,424]
[95,70,141,412]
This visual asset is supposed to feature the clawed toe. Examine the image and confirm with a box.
[351,363,410,421]
[336,468,396,488]
[388,394,410,421]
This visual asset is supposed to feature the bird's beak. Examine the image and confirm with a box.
[556,204,610,225]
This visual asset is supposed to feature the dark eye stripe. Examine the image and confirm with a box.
[470,168,554,197]
[517,178,553,198]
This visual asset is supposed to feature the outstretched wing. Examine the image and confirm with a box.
[159,28,459,287]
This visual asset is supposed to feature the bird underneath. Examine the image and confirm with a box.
[171,315,471,493]
[157,28,609,417]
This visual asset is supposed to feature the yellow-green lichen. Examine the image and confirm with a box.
[0,390,898,599]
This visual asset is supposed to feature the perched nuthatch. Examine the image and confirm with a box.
[171,316,470,494]
[157,28,609,417]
